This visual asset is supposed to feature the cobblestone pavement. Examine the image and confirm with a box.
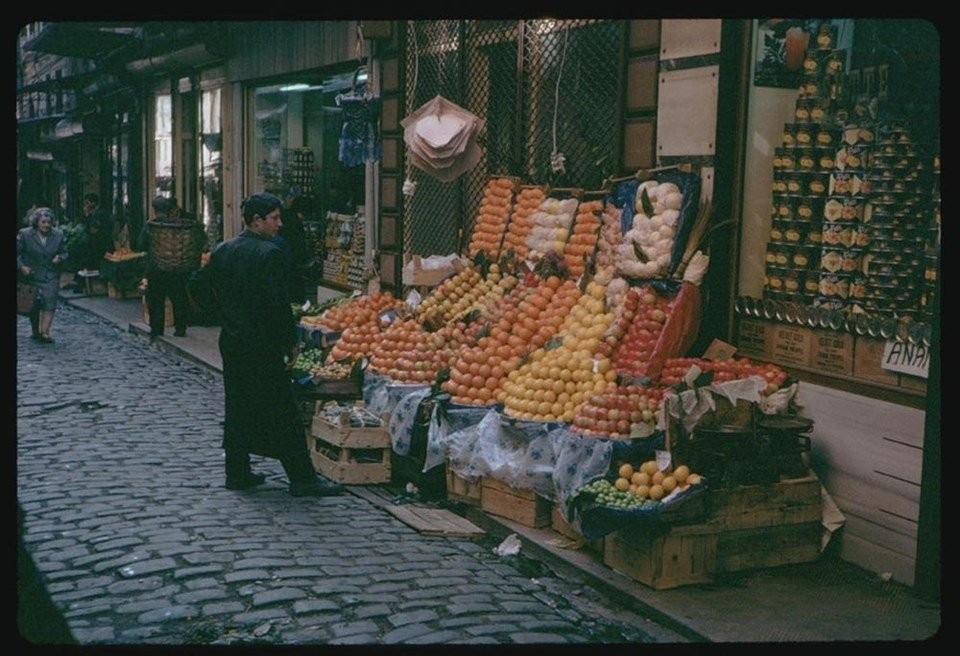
[16,305,689,646]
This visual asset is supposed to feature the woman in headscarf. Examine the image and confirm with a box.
[17,207,69,343]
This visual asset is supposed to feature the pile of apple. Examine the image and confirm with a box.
[415,265,483,324]
[659,357,789,394]
[602,285,673,379]
[444,275,579,406]
[563,199,603,277]
[499,280,615,422]
[570,384,667,439]
[467,177,516,259]
[370,318,482,384]
[458,263,520,319]
[317,291,404,332]
[502,186,547,260]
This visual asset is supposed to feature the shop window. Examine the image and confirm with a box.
[153,93,173,198]
[248,68,368,291]
[199,87,223,246]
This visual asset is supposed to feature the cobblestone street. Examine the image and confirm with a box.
[16,305,686,646]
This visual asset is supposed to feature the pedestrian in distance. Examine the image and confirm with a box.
[187,192,344,498]
[140,196,206,339]
[17,207,68,344]
[68,193,113,292]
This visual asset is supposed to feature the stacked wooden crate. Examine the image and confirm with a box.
[603,471,823,589]
[307,405,391,485]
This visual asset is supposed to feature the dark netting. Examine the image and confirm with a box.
[403,19,625,259]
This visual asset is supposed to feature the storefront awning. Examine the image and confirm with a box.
[21,23,141,59]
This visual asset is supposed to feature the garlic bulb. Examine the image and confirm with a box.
[622,179,685,278]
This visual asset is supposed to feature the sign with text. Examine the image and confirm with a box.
[770,324,811,366]
[811,330,854,376]
[881,340,930,379]
[736,319,768,358]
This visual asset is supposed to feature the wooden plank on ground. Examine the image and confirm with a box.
[384,505,486,537]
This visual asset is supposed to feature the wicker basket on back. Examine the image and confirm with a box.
[147,220,205,273]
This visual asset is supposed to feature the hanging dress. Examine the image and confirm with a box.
[337,90,382,167]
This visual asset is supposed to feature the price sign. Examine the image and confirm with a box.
[881,340,929,379]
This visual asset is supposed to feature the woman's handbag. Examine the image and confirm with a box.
[17,281,38,316]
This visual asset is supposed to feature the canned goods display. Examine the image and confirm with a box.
[815,127,838,147]
[792,246,818,270]
[797,149,817,170]
[817,148,836,170]
[796,196,820,221]
[818,273,850,300]
[774,148,796,170]
[816,23,837,50]
[822,223,855,248]
[775,196,795,220]
[807,172,829,195]
[760,42,938,328]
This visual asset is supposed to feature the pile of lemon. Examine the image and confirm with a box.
[613,460,702,502]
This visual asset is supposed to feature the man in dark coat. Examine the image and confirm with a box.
[187,192,342,497]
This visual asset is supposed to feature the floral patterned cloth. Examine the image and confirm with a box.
[363,375,668,519]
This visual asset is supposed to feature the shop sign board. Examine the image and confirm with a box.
[881,340,930,379]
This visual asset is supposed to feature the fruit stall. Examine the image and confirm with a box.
[288,169,830,589]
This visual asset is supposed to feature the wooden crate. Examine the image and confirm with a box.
[445,466,482,506]
[480,477,552,528]
[308,434,391,485]
[603,522,719,590]
[709,471,822,532]
[600,471,823,588]
[311,414,389,449]
[308,411,390,484]
[551,503,580,540]
[716,521,821,573]
[709,471,822,573]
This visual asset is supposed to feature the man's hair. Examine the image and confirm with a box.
[151,195,177,216]
[241,192,282,225]
[83,193,99,205]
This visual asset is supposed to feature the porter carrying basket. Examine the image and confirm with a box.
[147,221,204,273]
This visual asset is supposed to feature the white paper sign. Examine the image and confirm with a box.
[881,340,930,379]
